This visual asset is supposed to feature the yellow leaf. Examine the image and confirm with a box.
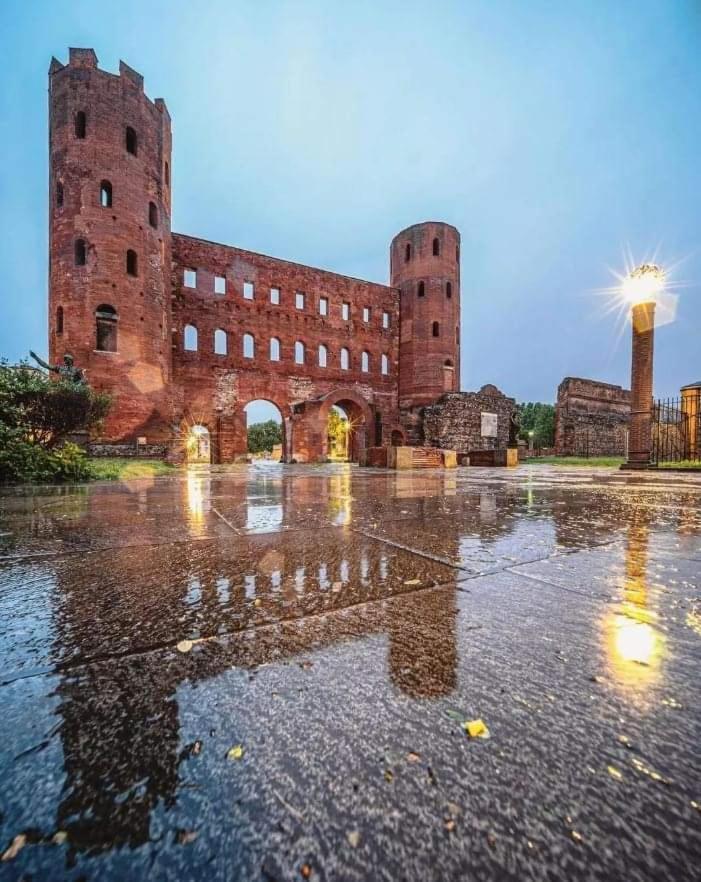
[176,639,193,653]
[463,718,490,739]
[607,765,622,780]
[227,745,244,760]
[403,578,421,586]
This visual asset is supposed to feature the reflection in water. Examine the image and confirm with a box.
[605,517,664,688]
[185,467,209,536]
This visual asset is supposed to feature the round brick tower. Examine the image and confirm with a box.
[48,48,173,442]
[390,222,461,409]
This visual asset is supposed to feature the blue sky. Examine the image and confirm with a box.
[1,0,699,407]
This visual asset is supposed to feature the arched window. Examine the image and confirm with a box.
[75,111,86,139]
[100,181,112,208]
[418,281,425,297]
[126,126,137,156]
[318,344,327,367]
[405,243,411,262]
[270,337,281,361]
[74,239,87,266]
[95,304,117,352]
[126,249,138,276]
[164,161,170,186]
[446,281,452,299]
[56,306,64,335]
[294,341,305,364]
[214,329,227,355]
[340,347,349,370]
[361,351,369,372]
[184,324,198,352]
[243,333,255,359]
[381,353,389,375]
[56,181,64,208]
[433,237,440,256]
[148,202,158,228]
[432,321,440,337]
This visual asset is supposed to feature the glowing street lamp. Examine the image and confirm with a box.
[622,263,666,468]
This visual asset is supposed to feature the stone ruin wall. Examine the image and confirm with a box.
[555,377,631,457]
[421,386,515,454]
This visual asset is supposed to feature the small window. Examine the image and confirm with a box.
[243,281,254,300]
[418,281,425,297]
[214,275,226,295]
[126,249,138,276]
[432,237,440,256]
[432,321,440,337]
[214,329,227,355]
[361,351,369,372]
[295,341,305,364]
[56,181,64,208]
[381,353,389,375]
[164,161,170,186]
[444,359,454,367]
[184,324,198,351]
[100,181,112,208]
[295,292,305,310]
[270,287,280,305]
[446,281,452,299]
[363,307,370,323]
[342,302,350,321]
[270,337,281,361]
[405,243,411,262]
[75,111,86,139]
[318,344,327,367]
[382,311,390,329]
[74,239,87,266]
[56,306,64,335]
[148,202,158,228]
[96,304,117,352]
[340,347,349,370]
[319,297,328,316]
[184,268,197,288]
[243,333,255,358]
[126,126,137,155]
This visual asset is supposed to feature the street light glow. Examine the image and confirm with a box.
[621,263,666,305]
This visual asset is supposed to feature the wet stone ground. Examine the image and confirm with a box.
[0,463,699,881]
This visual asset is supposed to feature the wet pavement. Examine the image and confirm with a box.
[0,463,699,881]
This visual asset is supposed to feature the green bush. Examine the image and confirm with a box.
[0,361,110,483]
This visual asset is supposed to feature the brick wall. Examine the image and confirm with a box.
[555,377,631,456]
[420,385,515,454]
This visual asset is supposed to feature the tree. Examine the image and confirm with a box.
[0,361,111,482]
[517,402,555,447]
[247,419,282,454]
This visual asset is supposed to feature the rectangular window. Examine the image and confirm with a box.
[342,302,350,321]
[319,296,328,316]
[270,287,280,305]
[214,275,226,295]
[296,291,305,310]
[382,311,390,329]
[363,306,370,323]
[243,281,254,300]
[184,268,197,288]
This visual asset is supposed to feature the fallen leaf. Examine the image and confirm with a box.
[607,765,623,780]
[403,578,421,586]
[227,745,245,761]
[1,834,26,862]
[346,830,361,848]
[192,740,203,756]
[301,864,312,879]
[444,818,456,832]
[384,769,394,783]
[463,719,490,739]
[177,639,193,653]
[406,752,421,763]
[253,598,262,607]
[52,831,68,845]
[570,830,583,844]
[176,829,198,845]
[299,660,314,670]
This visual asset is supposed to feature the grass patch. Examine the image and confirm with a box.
[88,458,177,481]
[657,460,701,470]
[526,456,625,468]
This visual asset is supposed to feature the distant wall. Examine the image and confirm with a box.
[555,377,631,456]
[420,385,515,454]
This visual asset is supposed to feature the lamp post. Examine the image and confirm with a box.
[622,264,665,469]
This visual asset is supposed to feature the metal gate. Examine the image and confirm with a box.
[652,390,701,464]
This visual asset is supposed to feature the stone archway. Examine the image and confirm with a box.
[317,389,373,463]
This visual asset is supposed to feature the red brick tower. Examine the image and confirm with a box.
[48,49,173,442]
[390,222,461,408]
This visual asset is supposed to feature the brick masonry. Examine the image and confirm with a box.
[422,386,515,456]
[46,49,484,463]
[555,377,631,456]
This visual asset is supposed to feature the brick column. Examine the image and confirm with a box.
[625,301,655,467]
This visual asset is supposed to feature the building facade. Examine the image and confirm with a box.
[554,377,631,457]
[48,49,461,462]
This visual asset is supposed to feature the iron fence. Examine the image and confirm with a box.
[652,391,701,464]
